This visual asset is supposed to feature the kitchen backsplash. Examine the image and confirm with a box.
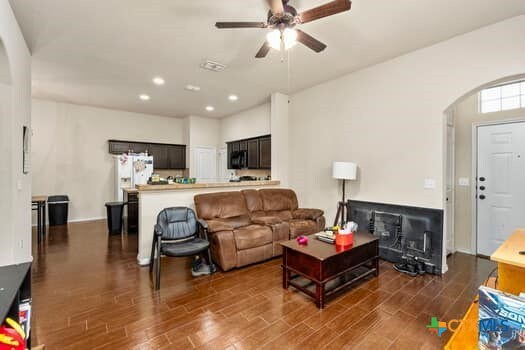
[155,169,188,178]
[235,169,271,178]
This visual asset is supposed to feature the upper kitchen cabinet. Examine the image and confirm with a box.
[226,135,271,170]
[167,145,186,170]
[108,140,186,169]
[259,136,271,169]
[149,144,168,169]
[109,140,131,154]
[247,139,259,169]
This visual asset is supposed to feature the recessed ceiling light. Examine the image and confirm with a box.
[139,94,150,101]
[205,106,215,112]
[228,94,239,101]
[152,77,165,85]
[185,84,201,92]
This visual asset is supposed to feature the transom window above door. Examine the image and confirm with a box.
[480,81,525,114]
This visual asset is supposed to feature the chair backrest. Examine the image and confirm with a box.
[156,207,198,240]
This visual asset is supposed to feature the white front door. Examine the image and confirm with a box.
[477,122,525,256]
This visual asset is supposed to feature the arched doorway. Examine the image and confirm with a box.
[444,74,525,258]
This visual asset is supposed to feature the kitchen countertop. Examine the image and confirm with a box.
[136,180,280,192]
[123,188,138,193]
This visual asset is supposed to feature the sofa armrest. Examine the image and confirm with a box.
[209,230,237,271]
[252,216,282,225]
[293,208,324,220]
[197,219,208,230]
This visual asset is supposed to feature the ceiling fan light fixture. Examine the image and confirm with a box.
[283,28,298,50]
[266,29,281,50]
[266,28,297,51]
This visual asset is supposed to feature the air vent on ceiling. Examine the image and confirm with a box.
[200,60,227,72]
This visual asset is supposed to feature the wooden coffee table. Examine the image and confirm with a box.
[281,232,379,308]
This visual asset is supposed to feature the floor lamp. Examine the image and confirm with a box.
[333,162,357,227]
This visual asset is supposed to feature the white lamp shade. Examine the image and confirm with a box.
[332,162,357,180]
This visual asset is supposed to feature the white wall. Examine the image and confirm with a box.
[0,0,32,266]
[289,15,525,231]
[31,99,185,222]
[220,103,271,145]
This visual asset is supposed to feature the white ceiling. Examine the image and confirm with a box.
[9,0,525,118]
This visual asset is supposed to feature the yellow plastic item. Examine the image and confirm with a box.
[5,318,25,340]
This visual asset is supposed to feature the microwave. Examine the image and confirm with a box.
[230,150,247,169]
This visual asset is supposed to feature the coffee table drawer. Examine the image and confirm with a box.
[322,241,378,281]
[285,248,322,281]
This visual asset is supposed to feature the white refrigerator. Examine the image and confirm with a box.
[115,155,154,201]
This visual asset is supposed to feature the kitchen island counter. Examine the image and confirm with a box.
[136,180,279,192]
[135,180,280,265]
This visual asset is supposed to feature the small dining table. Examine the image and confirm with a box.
[32,195,47,243]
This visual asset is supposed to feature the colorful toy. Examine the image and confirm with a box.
[0,318,26,350]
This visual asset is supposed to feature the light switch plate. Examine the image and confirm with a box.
[424,179,436,189]
[458,177,470,187]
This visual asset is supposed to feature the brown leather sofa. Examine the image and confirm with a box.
[194,189,325,271]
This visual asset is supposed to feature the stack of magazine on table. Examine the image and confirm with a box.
[315,231,336,244]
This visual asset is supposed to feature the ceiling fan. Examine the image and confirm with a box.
[215,0,352,58]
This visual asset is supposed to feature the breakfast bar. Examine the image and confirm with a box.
[135,180,280,265]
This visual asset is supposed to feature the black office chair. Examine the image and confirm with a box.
[149,207,215,290]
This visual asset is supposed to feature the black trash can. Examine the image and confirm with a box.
[105,202,125,235]
[48,195,69,226]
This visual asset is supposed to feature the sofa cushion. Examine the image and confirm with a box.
[293,208,324,220]
[242,189,264,212]
[233,225,273,250]
[289,219,319,238]
[236,244,273,268]
[252,216,282,225]
[259,189,299,212]
[194,191,249,220]
[265,210,293,222]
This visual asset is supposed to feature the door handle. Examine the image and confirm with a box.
[479,177,486,182]
[479,194,486,200]
[479,186,486,191]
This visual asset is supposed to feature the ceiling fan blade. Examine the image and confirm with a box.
[255,42,271,58]
[296,29,327,53]
[215,22,268,29]
[298,0,351,24]
[267,0,284,15]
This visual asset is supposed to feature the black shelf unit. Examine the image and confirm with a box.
[0,262,31,348]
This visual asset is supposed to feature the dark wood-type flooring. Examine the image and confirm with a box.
[31,220,495,349]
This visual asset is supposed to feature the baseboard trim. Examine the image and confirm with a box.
[137,257,150,266]
[455,248,474,255]
[32,216,106,227]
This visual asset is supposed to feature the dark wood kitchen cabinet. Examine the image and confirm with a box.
[226,135,271,170]
[108,140,186,169]
[167,145,186,170]
[247,139,259,168]
[259,136,271,169]
[109,141,131,154]
[126,191,139,233]
[149,144,168,169]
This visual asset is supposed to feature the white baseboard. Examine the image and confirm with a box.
[31,216,106,227]
[455,248,474,255]
[137,257,150,266]
[69,216,106,223]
